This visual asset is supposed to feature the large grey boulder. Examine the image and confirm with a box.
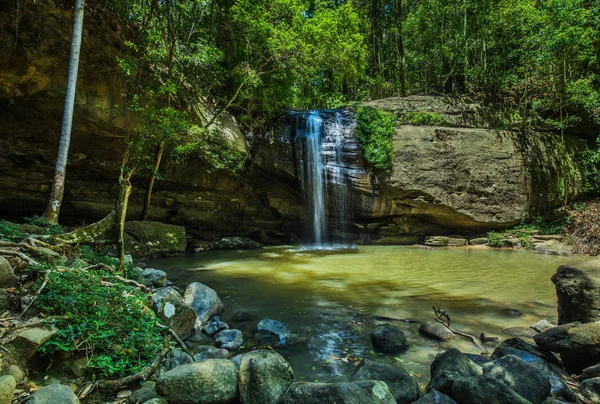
[351,359,419,404]
[426,349,482,395]
[162,349,194,372]
[239,350,294,404]
[0,375,16,404]
[28,384,80,404]
[139,268,167,288]
[551,259,600,324]
[451,376,531,404]
[483,355,551,403]
[370,325,408,353]
[152,287,197,339]
[281,381,396,404]
[11,327,57,362]
[184,282,224,323]
[0,256,17,287]
[124,221,186,256]
[156,360,238,404]
[126,381,163,404]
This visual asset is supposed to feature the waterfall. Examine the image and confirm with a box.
[295,110,355,246]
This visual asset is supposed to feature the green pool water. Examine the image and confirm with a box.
[148,245,586,385]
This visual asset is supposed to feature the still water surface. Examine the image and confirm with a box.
[149,246,584,385]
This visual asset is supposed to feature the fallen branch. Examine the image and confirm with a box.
[99,345,170,393]
[0,241,38,252]
[16,276,48,319]
[114,275,150,293]
[157,323,187,352]
[432,306,487,354]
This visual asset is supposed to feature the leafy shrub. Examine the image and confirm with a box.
[355,106,395,171]
[0,220,25,242]
[486,231,504,247]
[37,269,163,378]
[397,111,450,126]
[23,215,66,236]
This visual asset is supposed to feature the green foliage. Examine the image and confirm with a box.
[487,212,570,248]
[0,220,25,242]
[23,215,65,236]
[76,245,119,268]
[397,111,450,126]
[486,231,504,248]
[355,106,395,171]
[37,269,163,379]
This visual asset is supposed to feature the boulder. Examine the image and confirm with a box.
[419,320,455,341]
[215,329,243,350]
[492,338,559,365]
[151,288,197,339]
[126,381,163,404]
[156,360,238,404]
[163,350,194,372]
[230,354,244,369]
[6,365,24,383]
[370,325,408,353]
[138,268,167,288]
[28,384,80,404]
[531,320,555,333]
[194,348,229,362]
[412,389,457,403]
[255,318,292,346]
[183,282,224,323]
[0,256,17,287]
[451,376,531,404]
[580,377,600,403]
[11,327,57,361]
[424,237,466,247]
[468,237,488,246]
[483,355,551,403]
[202,317,229,336]
[533,321,600,353]
[0,375,16,404]
[210,237,261,250]
[281,381,396,404]
[426,349,482,395]
[239,350,294,404]
[551,259,600,324]
[351,359,419,403]
[124,221,187,256]
[502,327,539,338]
[533,240,573,256]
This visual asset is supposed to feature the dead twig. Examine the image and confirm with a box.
[16,276,48,318]
[432,306,487,354]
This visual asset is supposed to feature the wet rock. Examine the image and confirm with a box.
[156,360,238,404]
[580,362,600,381]
[211,237,261,250]
[126,381,162,404]
[424,236,466,247]
[239,350,294,404]
[468,237,488,246]
[138,268,167,288]
[215,329,243,350]
[413,389,457,403]
[163,350,193,372]
[6,365,24,383]
[202,317,229,336]
[194,348,229,362]
[483,354,551,403]
[184,282,224,323]
[230,354,244,369]
[465,354,492,367]
[534,240,573,256]
[0,256,17,287]
[151,287,197,339]
[531,320,555,333]
[281,381,395,404]
[503,326,538,338]
[580,377,600,403]
[0,375,16,404]
[255,318,291,346]
[552,259,600,324]
[501,309,523,317]
[533,321,600,353]
[419,320,455,341]
[124,221,186,256]
[232,311,254,322]
[351,359,419,403]
[370,325,408,353]
[451,376,530,404]
[426,349,482,395]
[28,384,80,404]
[492,338,560,365]
[11,327,57,361]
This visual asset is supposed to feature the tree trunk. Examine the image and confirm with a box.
[117,167,134,272]
[51,210,117,245]
[43,0,85,224]
[140,142,165,221]
[395,0,405,96]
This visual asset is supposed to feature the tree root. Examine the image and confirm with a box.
[0,249,40,266]
[157,323,188,352]
[432,307,488,354]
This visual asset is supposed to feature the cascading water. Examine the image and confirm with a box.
[295,110,356,246]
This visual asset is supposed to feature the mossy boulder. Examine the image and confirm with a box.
[239,350,294,404]
[124,221,186,256]
[28,384,80,404]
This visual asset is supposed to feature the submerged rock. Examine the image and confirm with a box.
[483,354,551,403]
[28,384,80,404]
[184,282,224,323]
[351,359,419,403]
[426,349,482,395]
[255,318,291,345]
[151,287,197,339]
[239,350,294,404]
[281,381,395,404]
[370,325,408,353]
[502,326,538,338]
[156,360,238,404]
[552,259,600,324]
[419,320,455,341]
[451,376,530,404]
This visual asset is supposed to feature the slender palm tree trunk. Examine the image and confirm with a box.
[43,0,85,224]
[117,166,135,272]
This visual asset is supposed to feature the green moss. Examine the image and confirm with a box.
[355,106,395,171]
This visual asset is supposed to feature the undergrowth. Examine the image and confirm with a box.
[486,211,571,248]
[355,106,395,171]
